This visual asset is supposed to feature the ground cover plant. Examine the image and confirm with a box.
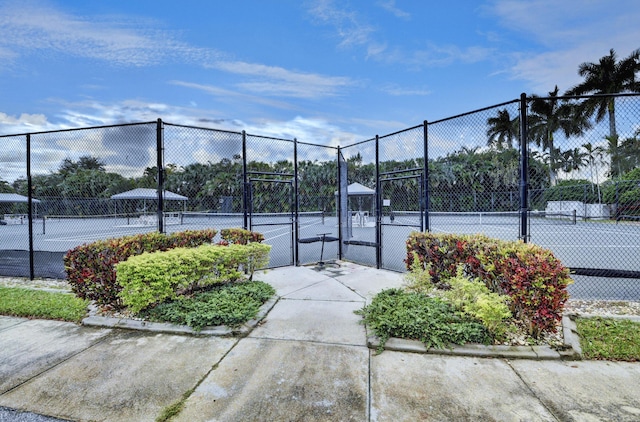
[356,288,491,352]
[138,280,275,331]
[576,317,640,361]
[0,287,89,323]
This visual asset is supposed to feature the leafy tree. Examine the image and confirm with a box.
[543,179,598,204]
[486,108,519,150]
[58,156,106,176]
[559,147,588,175]
[565,48,640,138]
[0,179,14,193]
[528,86,591,186]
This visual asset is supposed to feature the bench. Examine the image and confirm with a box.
[299,232,339,266]
[342,240,378,247]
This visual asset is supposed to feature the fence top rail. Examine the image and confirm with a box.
[341,136,376,149]
[0,120,157,139]
[377,123,424,140]
[245,133,295,143]
[428,98,520,125]
[528,91,640,103]
[296,139,338,150]
[163,121,243,136]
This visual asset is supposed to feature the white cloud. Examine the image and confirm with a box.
[0,0,218,69]
[488,0,640,93]
[381,84,431,96]
[306,0,376,48]
[244,116,361,148]
[0,112,54,137]
[377,0,410,20]
[207,61,354,98]
[170,80,296,111]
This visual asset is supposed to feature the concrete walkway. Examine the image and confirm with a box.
[1,263,639,421]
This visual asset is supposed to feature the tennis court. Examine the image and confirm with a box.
[0,211,338,275]
[1,209,639,299]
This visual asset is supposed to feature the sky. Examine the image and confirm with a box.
[1,0,639,181]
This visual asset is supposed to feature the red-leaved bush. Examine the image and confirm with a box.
[219,228,265,245]
[405,232,572,337]
[64,229,216,307]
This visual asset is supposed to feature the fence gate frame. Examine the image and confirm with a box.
[378,168,425,270]
[246,171,295,267]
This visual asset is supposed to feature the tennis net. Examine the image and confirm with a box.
[390,210,577,225]
[178,211,326,225]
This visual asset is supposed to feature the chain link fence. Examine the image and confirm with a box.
[1,93,639,299]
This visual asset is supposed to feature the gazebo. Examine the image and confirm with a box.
[110,188,188,218]
[0,193,41,224]
[335,182,376,227]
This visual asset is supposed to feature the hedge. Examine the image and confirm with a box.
[116,242,271,313]
[64,229,216,307]
[405,232,572,337]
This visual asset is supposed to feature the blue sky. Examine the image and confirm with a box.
[1,0,639,149]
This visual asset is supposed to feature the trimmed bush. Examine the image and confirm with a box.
[406,232,572,337]
[220,228,265,245]
[64,229,216,307]
[116,242,271,313]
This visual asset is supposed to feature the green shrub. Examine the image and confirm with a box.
[356,288,491,352]
[138,281,275,331]
[220,228,265,244]
[406,232,572,337]
[403,251,434,294]
[117,243,271,313]
[438,266,512,338]
[64,229,216,307]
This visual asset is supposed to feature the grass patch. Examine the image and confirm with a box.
[355,288,492,352]
[138,280,275,331]
[0,286,89,323]
[576,317,640,361]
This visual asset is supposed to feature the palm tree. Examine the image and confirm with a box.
[560,147,588,176]
[486,108,519,150]
[528,86,591,186]
[605,135,623,178]
[582,142,604,202]
[565,48,640,138]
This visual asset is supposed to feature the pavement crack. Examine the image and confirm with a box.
[505,359,562,422]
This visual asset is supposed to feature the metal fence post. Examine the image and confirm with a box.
[337,147,343,259]
[423,120,429,232]
[375,135,381,269]
[519,93,529,242]
[27,134,34,280]
[156,118,164,233]
[242,130,248,230]
[294,139,300,266]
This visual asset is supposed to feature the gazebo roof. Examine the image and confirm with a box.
[335,182,376,196]
[0,193,41,203]
[110,188,188,201]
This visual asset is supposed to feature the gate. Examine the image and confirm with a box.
[379,169,424,271]
[247,172,294,268]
